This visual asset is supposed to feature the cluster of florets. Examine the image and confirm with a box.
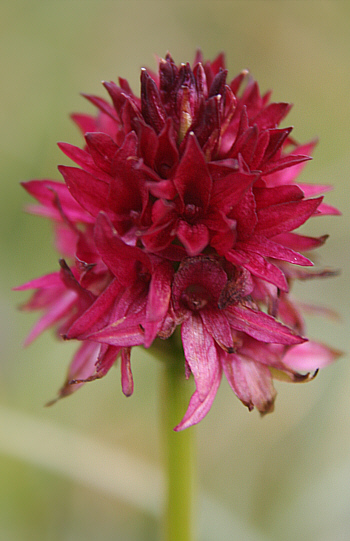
[17,52,339,430]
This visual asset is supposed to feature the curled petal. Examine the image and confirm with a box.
[175,362,222,431]
[181,314,219,401]
[222,353,277,414]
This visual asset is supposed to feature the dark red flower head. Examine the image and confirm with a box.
[17,51,340,429]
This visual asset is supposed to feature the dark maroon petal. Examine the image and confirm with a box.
[94,213,152,281]
[173,133,212,210]
[155,118,179,178]
[211,170,257,211]
[84,132,119,174]
[141,69,167,133]
[229,188,257,240]
[58,166,109,217]
[226,304,305,344]
[137,121,158,168]
[255,196,323,237]
[253,185,304,209]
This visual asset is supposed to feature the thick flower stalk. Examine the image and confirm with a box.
[17,51,340,430]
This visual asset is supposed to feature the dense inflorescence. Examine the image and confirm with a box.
[17,52,340,430]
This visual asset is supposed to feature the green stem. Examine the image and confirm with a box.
[161,354,196,541]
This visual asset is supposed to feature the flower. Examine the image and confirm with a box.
[17,51,340,429]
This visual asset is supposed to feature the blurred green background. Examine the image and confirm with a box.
[1,1,349,540]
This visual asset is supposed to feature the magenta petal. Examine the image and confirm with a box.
[22,180,94,223]
[120,348,134,396]
[66,279,121,339]
[94,213,152,282]
[14,272,62,291]
[282,341,342,372]
[226,304,305,345]
[25,290,77,346]
[227,249,288,291]
[85,132,119,173]
[256,197,323,237]
[200,308,234,352]
[174,363,222,431]
[177,220,209,256]
[210,171,257,211]
[181,314,219,401]
[87,318,145,347]
[173,133,212,210]
[144,261,173,348]
[237,236,313,266]
[222,353,276,413]
[59,166,109,217]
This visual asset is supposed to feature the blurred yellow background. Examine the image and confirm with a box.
[1,1,349,540]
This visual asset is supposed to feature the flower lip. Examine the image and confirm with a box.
[181,283,213,311]
[172,256,227,316]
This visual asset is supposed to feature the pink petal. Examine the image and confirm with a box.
[181,314,220,401]
[58,166,109,217]
[177,221,209,256]
[282,341,342,372]
[222,353,276,414]
[227,249,288,291]
[121,348,134,396]
[174,363,222,431]
[226,304,305,345]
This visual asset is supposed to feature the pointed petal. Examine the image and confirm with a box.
[121,348,134,396]
[237,236,313,266]
[144,261,173,348]
[256,197,323,237]
[282,341,342,372]
[223,353,276,413]
[58,166,109,217]
[174,363,222,431]
[181,314,219,401]
[226,304,305,344]
[227,249,289,291]
[94,212,151,283]
[173,133,212,210]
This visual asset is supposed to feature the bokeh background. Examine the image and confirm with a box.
[1,1,349,540]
